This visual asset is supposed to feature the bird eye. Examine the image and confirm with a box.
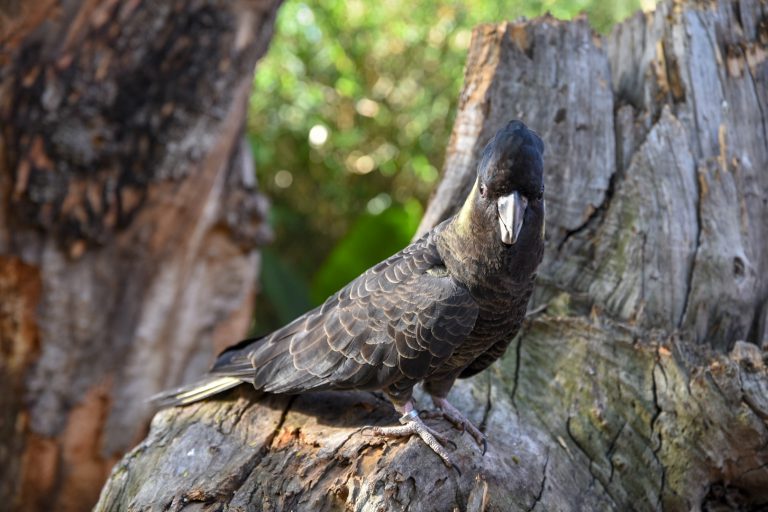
[479,183,487,198]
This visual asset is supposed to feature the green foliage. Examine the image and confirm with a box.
[311,199,423,304]
[259,248,313,327]
[249,0,648,333]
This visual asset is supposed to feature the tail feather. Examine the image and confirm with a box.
[150,376,244,407]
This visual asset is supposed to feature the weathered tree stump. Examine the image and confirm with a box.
[0,1,281,510]
[96,0,768,510]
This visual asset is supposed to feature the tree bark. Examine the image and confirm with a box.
[0,1,280,510]
[96,0,768,510]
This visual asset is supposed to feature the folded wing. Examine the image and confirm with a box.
[211,234,479,394]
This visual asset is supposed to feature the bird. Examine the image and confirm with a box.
[153,120,545,467]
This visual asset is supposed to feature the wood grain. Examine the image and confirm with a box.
[97,0,768,510]
[0,1,280,510]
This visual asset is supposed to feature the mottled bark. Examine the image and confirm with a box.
[0,1,279,510]
[96,0,768,511]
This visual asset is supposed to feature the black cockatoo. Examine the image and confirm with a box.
[154,120,545,467]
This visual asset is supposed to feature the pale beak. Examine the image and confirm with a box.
[497,191,527,245]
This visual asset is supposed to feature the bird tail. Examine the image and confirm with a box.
[150,376,243,408]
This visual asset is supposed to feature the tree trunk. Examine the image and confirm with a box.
[95,0,768,510]
[0,1,280,510]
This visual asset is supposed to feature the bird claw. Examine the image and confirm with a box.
[368,411,456,468]
[418,410,445,421]
[431,397,488,454]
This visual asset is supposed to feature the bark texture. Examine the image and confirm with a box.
[0,1,280,510]
[97,0,768,510]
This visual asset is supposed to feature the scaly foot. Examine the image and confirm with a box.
[421,396,487,454]
[366,402,455,468]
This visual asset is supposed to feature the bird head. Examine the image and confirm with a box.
[459,120,544,246]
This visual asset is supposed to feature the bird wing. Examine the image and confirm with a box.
[210,233,479,394]
[457,337,514,379]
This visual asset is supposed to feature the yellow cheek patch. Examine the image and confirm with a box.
[456,180,479,235]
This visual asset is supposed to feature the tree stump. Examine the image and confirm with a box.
[0,1,281,510]
[96,0,768,510]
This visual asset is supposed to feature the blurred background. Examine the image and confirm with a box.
[248,0,655,333]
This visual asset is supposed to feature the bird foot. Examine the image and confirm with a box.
[367,409,456,468]
[422,397,487,454]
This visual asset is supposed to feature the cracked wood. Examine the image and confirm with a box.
[96,0,768,510]
[0,0,280,510]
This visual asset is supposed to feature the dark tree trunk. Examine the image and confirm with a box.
[98,0,768,510]
[0,1,280,510]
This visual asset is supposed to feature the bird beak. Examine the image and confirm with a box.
[497,191,527,245]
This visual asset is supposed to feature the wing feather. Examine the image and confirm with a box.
[209,232,479,394]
